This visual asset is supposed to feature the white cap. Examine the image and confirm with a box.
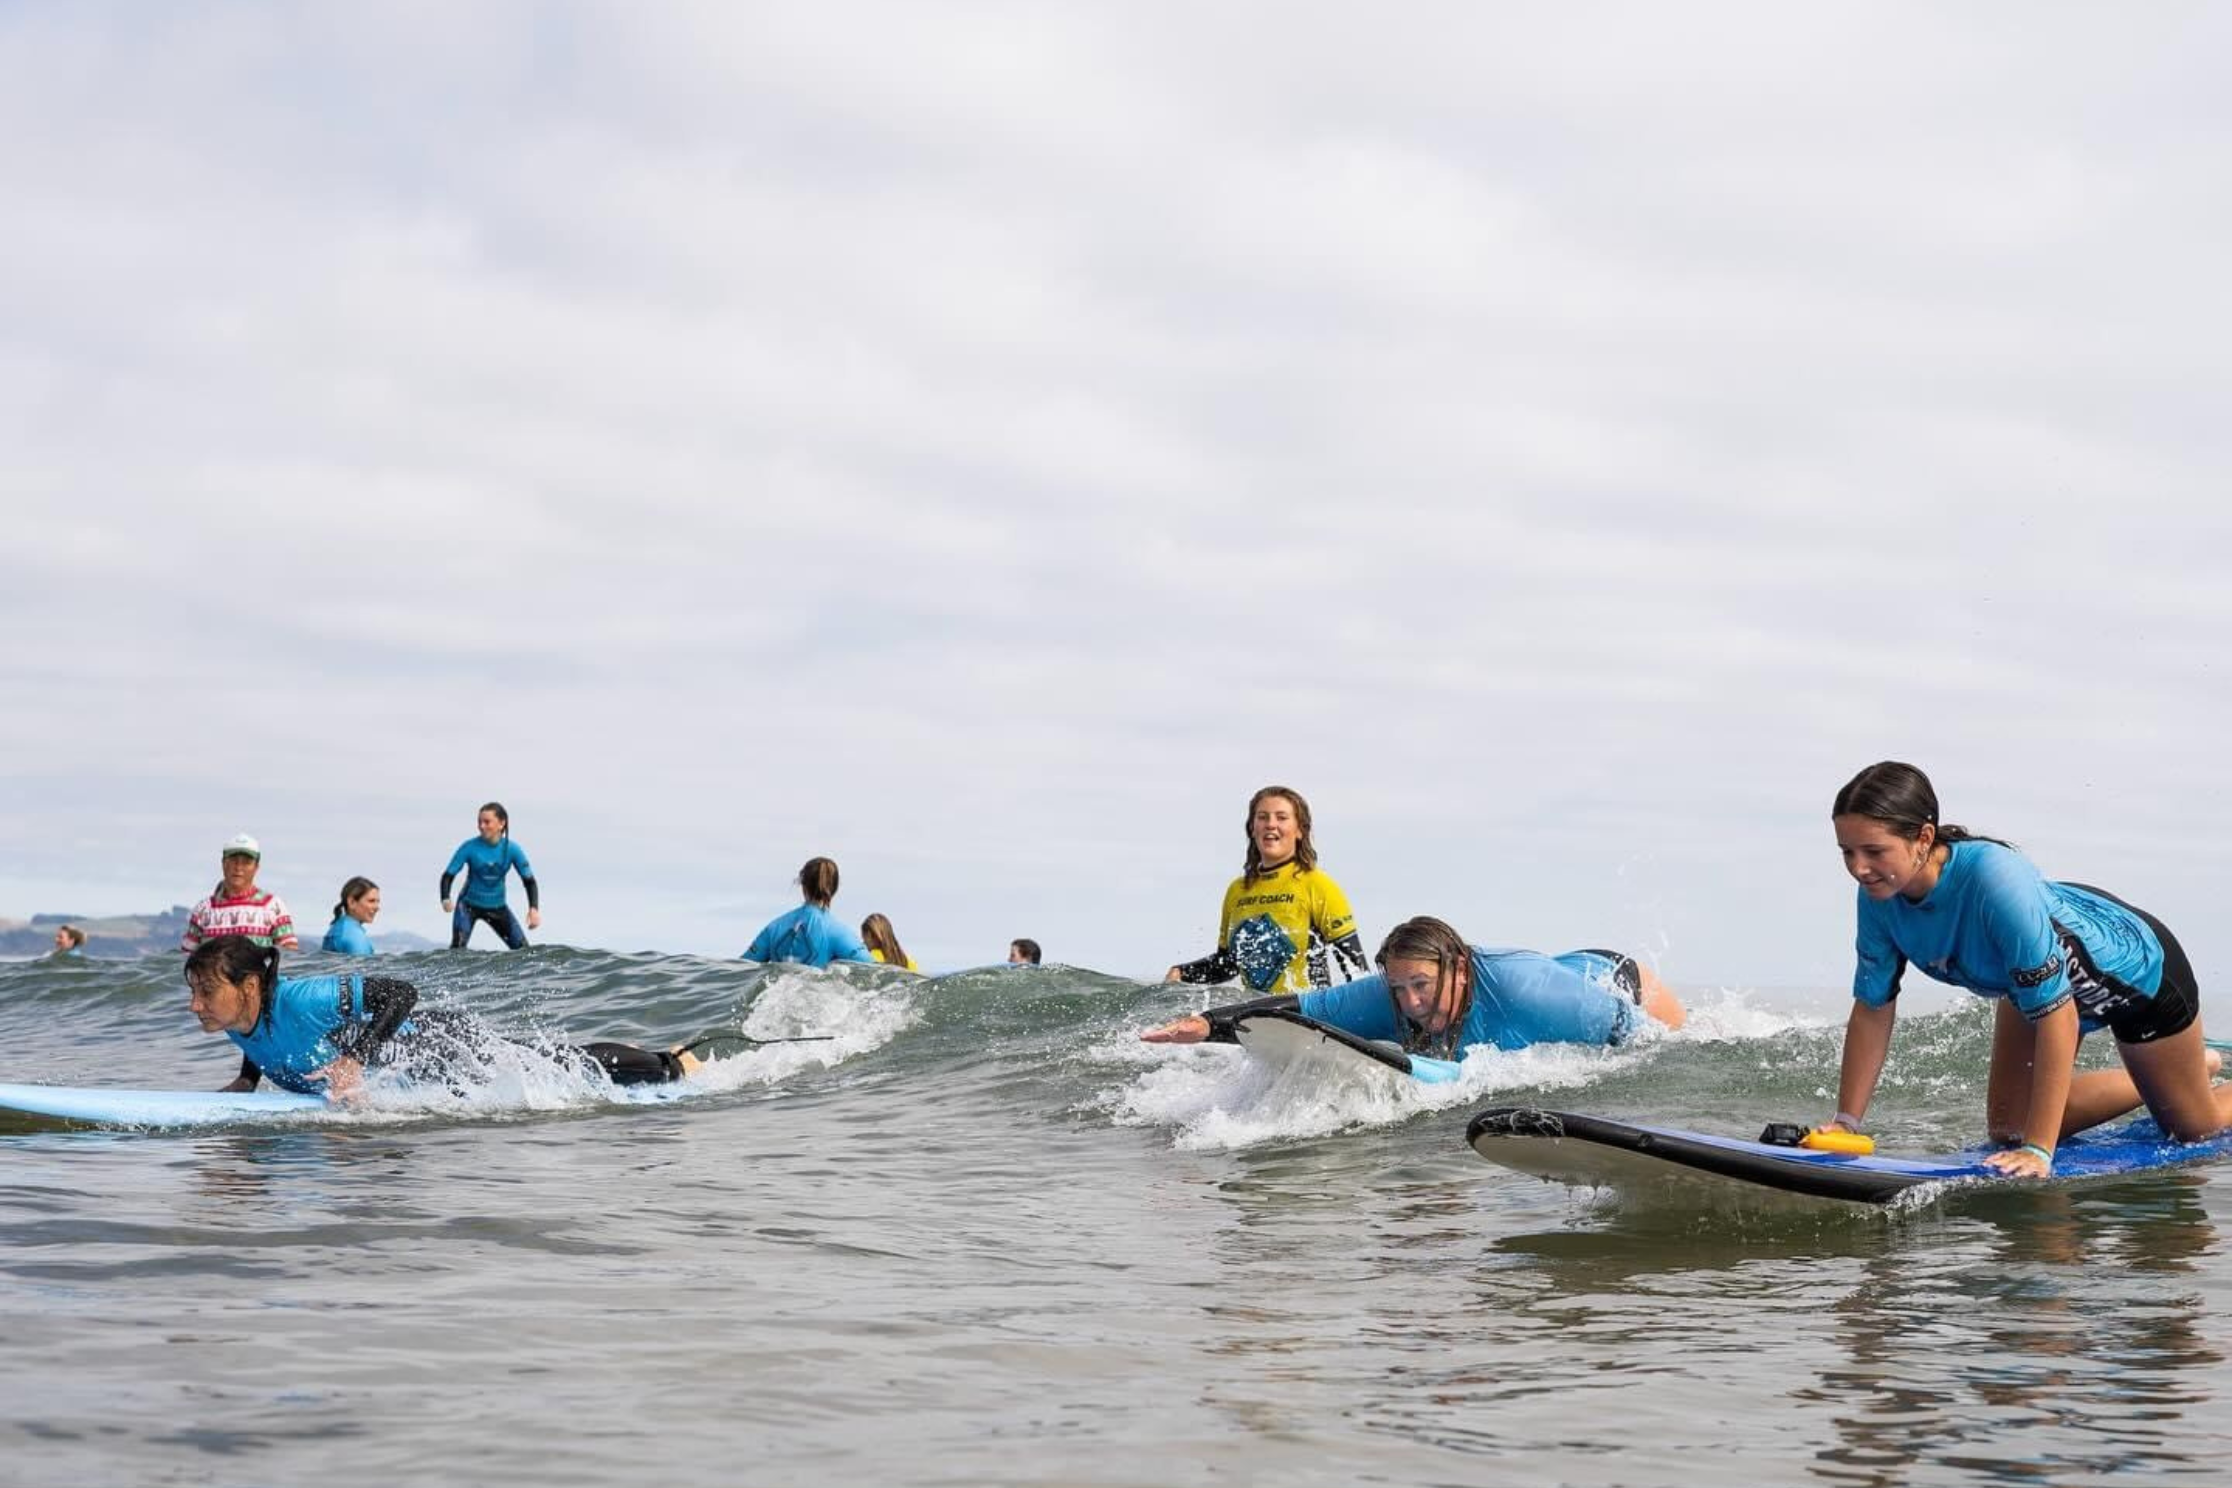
[222,833,261,859]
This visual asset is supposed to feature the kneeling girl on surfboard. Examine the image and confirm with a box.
[1143,915,1686,1055]
[184,939,703,1101]
[1825,761,2231,1178]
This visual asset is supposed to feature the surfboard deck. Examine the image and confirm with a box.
[1467,1106,2232,1206]
[1232,1009,1464,1086]
[0,1082,330,1127]
[0,1074,713,1130]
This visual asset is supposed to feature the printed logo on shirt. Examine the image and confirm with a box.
[2011,954,2064,989]
[1230,914,1300,992]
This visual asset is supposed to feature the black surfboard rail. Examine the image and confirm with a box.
[1466,1106,1933,1205]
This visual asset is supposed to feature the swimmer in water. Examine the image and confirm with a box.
[322,877,379,956]
[743,857,874,967]
[860,913,919,971]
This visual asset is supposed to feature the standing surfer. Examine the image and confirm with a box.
[1164,786,1369,995]
[181,834,300,952]
[441,802,540,950]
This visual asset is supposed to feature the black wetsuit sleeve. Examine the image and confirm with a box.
[235,1054,262,1090]
[335,977,419,1062]
[1200,994,1302,1043]
[439,871,456,902]
[520,876,540,912]
[1171,948,1240,985]
[1328,932,1369,979]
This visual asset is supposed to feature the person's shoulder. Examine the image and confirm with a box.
[1954,840,2041,896]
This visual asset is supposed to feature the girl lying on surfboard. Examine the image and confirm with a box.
[1825,761,2231,1178]
[1142,915,1686,1056]
[184,938,705,1100]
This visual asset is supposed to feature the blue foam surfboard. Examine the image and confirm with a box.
[1232,1009,1465,1085]
[0,1073,715,1130]
[0,1082,331,1127]
[1467,1106,2232,1205]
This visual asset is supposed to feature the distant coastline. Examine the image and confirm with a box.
[0,909,438,958]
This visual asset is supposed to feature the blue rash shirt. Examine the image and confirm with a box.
[226,974,383,1094]
[322,917,376,956]
[1853,839,2165,1031]
[743,904,874,968]
[446,837,535,909]
[1298,947,1638,1054]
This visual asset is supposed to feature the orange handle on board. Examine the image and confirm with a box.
[1801,1128,1876,1156]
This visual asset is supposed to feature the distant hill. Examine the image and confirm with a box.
[0,909,439,958]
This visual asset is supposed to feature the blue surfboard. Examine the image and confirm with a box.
[1232,1009,1465,1086]
[0,1073,718,1130]
[1467,1106,2232,1205]
[0,1082,330,1127]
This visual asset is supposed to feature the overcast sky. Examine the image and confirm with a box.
[4,3,2228,987]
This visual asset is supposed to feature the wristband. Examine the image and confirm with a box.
[2017,1142,2054,1166]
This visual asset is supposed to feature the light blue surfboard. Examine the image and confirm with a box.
[0,1082,331,1126]
[0,1074,715,1130]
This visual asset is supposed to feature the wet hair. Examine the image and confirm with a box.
[798,857,841,906]
[860,913,910,968]
[56,924,86,950]
[1375,916,1474,1060]
[332,876,379,924]
[479,801,510,838]
[184,938,280,1027]
[1242,785,1318,887]
[1831,762,2010,850]
[1010,938,1041,965]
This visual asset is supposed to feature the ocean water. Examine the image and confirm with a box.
[3,949,2229,1487]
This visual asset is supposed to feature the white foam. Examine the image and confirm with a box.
[1097,1033,1656,1153]
[332,970,921,1117]
[1094,983,1830,1152]
[1667,985,1842,1043]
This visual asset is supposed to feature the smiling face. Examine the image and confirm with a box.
[1249,795,1300,868]
[349,886,382,924]
[186,968,262,1035]
[220,852,260,896]
[1835,814,1936,900]
[1386,955,1466,1034]
[477,809,504,844]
